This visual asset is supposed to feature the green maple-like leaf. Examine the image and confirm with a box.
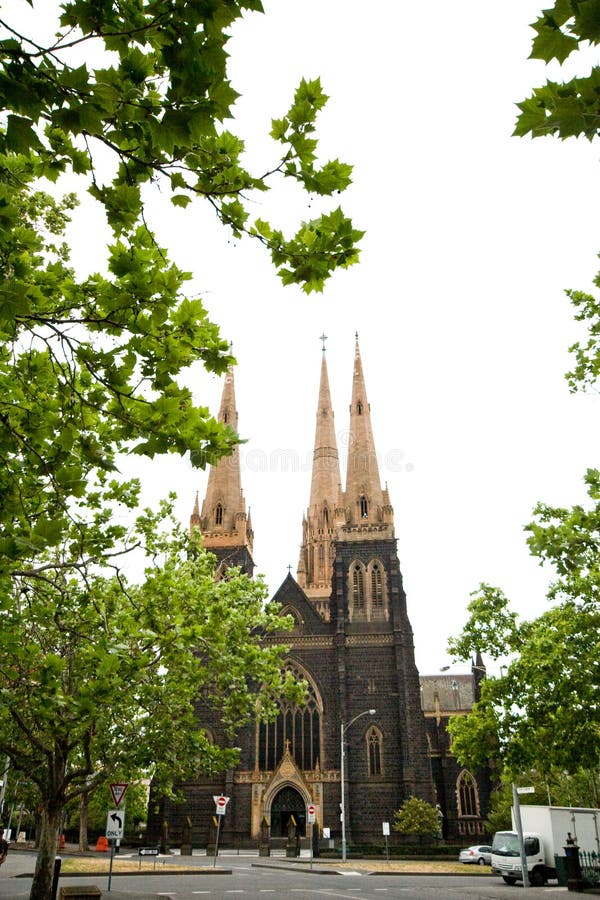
[5,115,43,152]
[530,18,579,63]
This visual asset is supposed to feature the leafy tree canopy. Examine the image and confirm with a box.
[0,500,301,897]
[0,5,357,896]
[453,12,600,783]
[515,0,600,140]
[0,0,361,289]
[393,796,440,837]
[447,471,600,778]
[0,0,362,591]
[485,768,600,835]
[516,2,600,389]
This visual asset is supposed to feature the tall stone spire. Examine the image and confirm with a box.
[343,335,393,533]
[308,343,341,516]
[297,340,342,617]
[192,366,254,573]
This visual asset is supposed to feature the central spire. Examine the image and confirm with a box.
[308,348,341,516]
[297,341,342,616]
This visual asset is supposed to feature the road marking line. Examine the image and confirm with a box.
[290,891,368,899]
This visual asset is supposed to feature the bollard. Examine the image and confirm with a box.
[51,856,62,900]
[564,834,585,893]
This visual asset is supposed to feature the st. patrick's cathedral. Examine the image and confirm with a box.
[148,339,490,847]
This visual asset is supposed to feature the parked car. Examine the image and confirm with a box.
[459,844,492,865]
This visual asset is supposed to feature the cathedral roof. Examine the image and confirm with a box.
[271,572,333,633]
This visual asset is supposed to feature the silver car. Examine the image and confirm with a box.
[459,844,492,865]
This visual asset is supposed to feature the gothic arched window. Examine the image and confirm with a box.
[359,495,368,518]
[357,400,363,415]
[279,606,302,630]
[457,769,480,818]
[370,562,384,609]
[215,503,223,526]
[258,662,322,772]
[350,561,366,617]
[323,506,329,526]
[365,559,387,620]
[367,726,383,776]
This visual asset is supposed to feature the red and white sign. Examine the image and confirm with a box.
[109,783,128,807]
[307,804,316,824]
[213,794,230,816]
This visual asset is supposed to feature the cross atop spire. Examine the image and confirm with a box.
[319,333,328,352]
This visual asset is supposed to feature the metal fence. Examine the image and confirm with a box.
[579,850,600,886]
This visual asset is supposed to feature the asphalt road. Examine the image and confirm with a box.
[0,850,579,900]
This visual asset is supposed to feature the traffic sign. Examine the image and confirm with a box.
[138,847,159,856]
[109,782,128,807]
[105,809,125,840]
[213,794,230,816]
[307,804,316,824]
[516,786,535,794]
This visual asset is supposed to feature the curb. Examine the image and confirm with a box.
[250,861,492,878]
[16,868,232,879]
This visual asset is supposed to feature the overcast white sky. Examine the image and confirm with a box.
[16,1,600,674]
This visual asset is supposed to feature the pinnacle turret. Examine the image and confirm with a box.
[191,366,254,571]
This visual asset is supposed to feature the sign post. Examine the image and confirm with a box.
[106,809,125,892]
[212,795,229,868]
[307,804,316,869]
[382,821,390,861]
[138,846,159,871]
[512,782,529,892]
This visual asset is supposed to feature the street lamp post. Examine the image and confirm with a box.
[340,708,376,862]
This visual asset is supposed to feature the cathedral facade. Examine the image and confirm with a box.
[148,340,489,847]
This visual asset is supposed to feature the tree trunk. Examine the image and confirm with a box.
[78,790,89,853]
[30,807,60,900]
[33,808,42,848]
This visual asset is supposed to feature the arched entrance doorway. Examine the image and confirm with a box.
[270,786,306,837]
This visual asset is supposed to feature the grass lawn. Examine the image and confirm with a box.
[60,858,198,874]
[59,857,490,875]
